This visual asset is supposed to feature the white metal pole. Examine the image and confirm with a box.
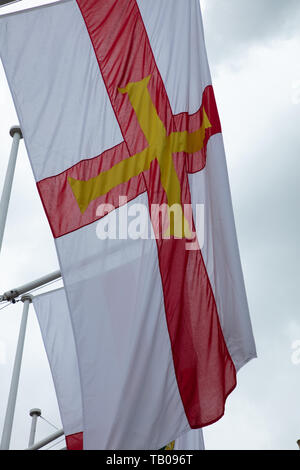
[28,408,41,448]
[0,269,61,302]
[0,126,22,255]
[0,294,32,450]
[26,428,64,450]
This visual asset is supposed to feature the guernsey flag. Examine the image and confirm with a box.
[0,0,256,449]
[33,286,205,450]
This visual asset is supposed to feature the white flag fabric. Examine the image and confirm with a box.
[174,429,205,451]
[33,288,83,450]
[33,286,205,450]
[0,0,256,449]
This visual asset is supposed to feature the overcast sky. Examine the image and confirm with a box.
[0,0,299,450]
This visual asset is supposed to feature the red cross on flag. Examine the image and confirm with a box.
[0,0,256,449]
[33,286,205,450]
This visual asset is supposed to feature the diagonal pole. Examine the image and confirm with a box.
[0,126,22,255]
[0,295,31,450]
[26,428,64,450]
[0,269,61,302]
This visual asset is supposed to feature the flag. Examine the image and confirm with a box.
[164,429,205,451]
[174,429,205,451]
[33,288,83,450]
[0,0,256,449]
[34,286,205,450]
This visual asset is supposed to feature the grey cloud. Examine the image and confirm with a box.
[202,0,300,64]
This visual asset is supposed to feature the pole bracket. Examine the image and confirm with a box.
[9,126,23,139]
[21,294,33,303]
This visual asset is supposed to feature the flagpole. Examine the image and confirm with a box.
[0,269,61,302]
[0,126,22,255]
[26,428,64,450]
[28,408,41,448]
[0,294,32,450]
